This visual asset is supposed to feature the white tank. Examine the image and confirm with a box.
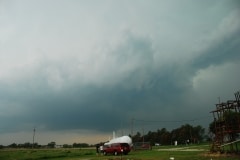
[105,136,132,145]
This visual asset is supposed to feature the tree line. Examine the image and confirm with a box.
[131,124,206,146]
[0,124,214,149]
[1,142,92,149]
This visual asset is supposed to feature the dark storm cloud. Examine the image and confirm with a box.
[0,32,155,133]
[1,22,239,133]
[0,30,188,133]
[192,12,240,69]
[1,0,240,145]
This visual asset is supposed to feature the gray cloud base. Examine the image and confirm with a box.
[0,0,240,144]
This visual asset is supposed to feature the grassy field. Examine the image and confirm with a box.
[0,144,239,160]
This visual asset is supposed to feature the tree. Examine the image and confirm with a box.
[144,131,157,145]
[63,144,72,148]
[192,125,205,143]
[8,143,17,148]
[47,142,56,148]
[132,132,142,142]
[209,111,240,141]
[157,128,171,145]
[132,124,205,145]
[73,143,89,148]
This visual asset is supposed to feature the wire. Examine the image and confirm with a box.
[133,116,212,124]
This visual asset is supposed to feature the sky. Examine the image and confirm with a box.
[0,0,240,145]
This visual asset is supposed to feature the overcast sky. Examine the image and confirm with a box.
[0,0,240,145]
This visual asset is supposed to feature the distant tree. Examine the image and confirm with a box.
[132,132,142,142]
[192,125,205,143]
[209,111,240,140]
[63,144,72,148]
[8,143,17,148]
[47,142,56,148]
[209,121,215,134]
[143,128,171,145]
[24,142,31,148]
[144,131,157,145]
[158,128,171,145]
[170,124,205,144]
[73,143,89,148]
[224,111,240,139]
[132,124,205,146]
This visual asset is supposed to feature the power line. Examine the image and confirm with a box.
[133,116,212,124]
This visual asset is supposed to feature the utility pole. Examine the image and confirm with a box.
[32,128,36,149]
[131,118,134,137]
[142,125,145,144]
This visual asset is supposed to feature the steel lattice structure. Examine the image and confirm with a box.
[210,91,240,153]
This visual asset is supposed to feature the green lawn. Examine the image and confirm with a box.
[0,144,239,160]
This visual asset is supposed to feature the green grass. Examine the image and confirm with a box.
[0,144,239,160]
[0,149,94,160]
